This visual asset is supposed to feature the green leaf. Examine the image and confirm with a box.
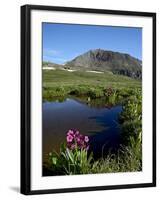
[52,157,57,165]
[66,148,74,164]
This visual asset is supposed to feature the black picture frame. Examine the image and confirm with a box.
[21,4,156,195]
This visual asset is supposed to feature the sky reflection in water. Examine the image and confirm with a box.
[43,98,122,161]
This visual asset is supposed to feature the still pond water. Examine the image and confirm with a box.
[43,98,122,162]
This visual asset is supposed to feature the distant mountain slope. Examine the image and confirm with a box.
[43,61,62,68]
[66,49,142,79]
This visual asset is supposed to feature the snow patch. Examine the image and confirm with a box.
[43,67,55,70]
[86,70,104,74]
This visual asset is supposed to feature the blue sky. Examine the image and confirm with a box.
[43,23,142,64]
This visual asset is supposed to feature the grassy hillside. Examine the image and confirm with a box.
[43,69,141,89]
[42,69,141,104]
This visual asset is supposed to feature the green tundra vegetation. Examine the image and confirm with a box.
[43,69,142,175]
[43,69,141,101]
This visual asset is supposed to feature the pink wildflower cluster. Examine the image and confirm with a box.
[66,129,89,151]
[105,87,113,97]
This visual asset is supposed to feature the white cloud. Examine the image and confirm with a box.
[43,55,67,64]
[43,49,61,56]
[52,57,67,62]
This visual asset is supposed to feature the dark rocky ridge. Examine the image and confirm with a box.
[66,49,142,79]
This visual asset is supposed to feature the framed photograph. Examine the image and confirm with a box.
[21,4,156,195]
